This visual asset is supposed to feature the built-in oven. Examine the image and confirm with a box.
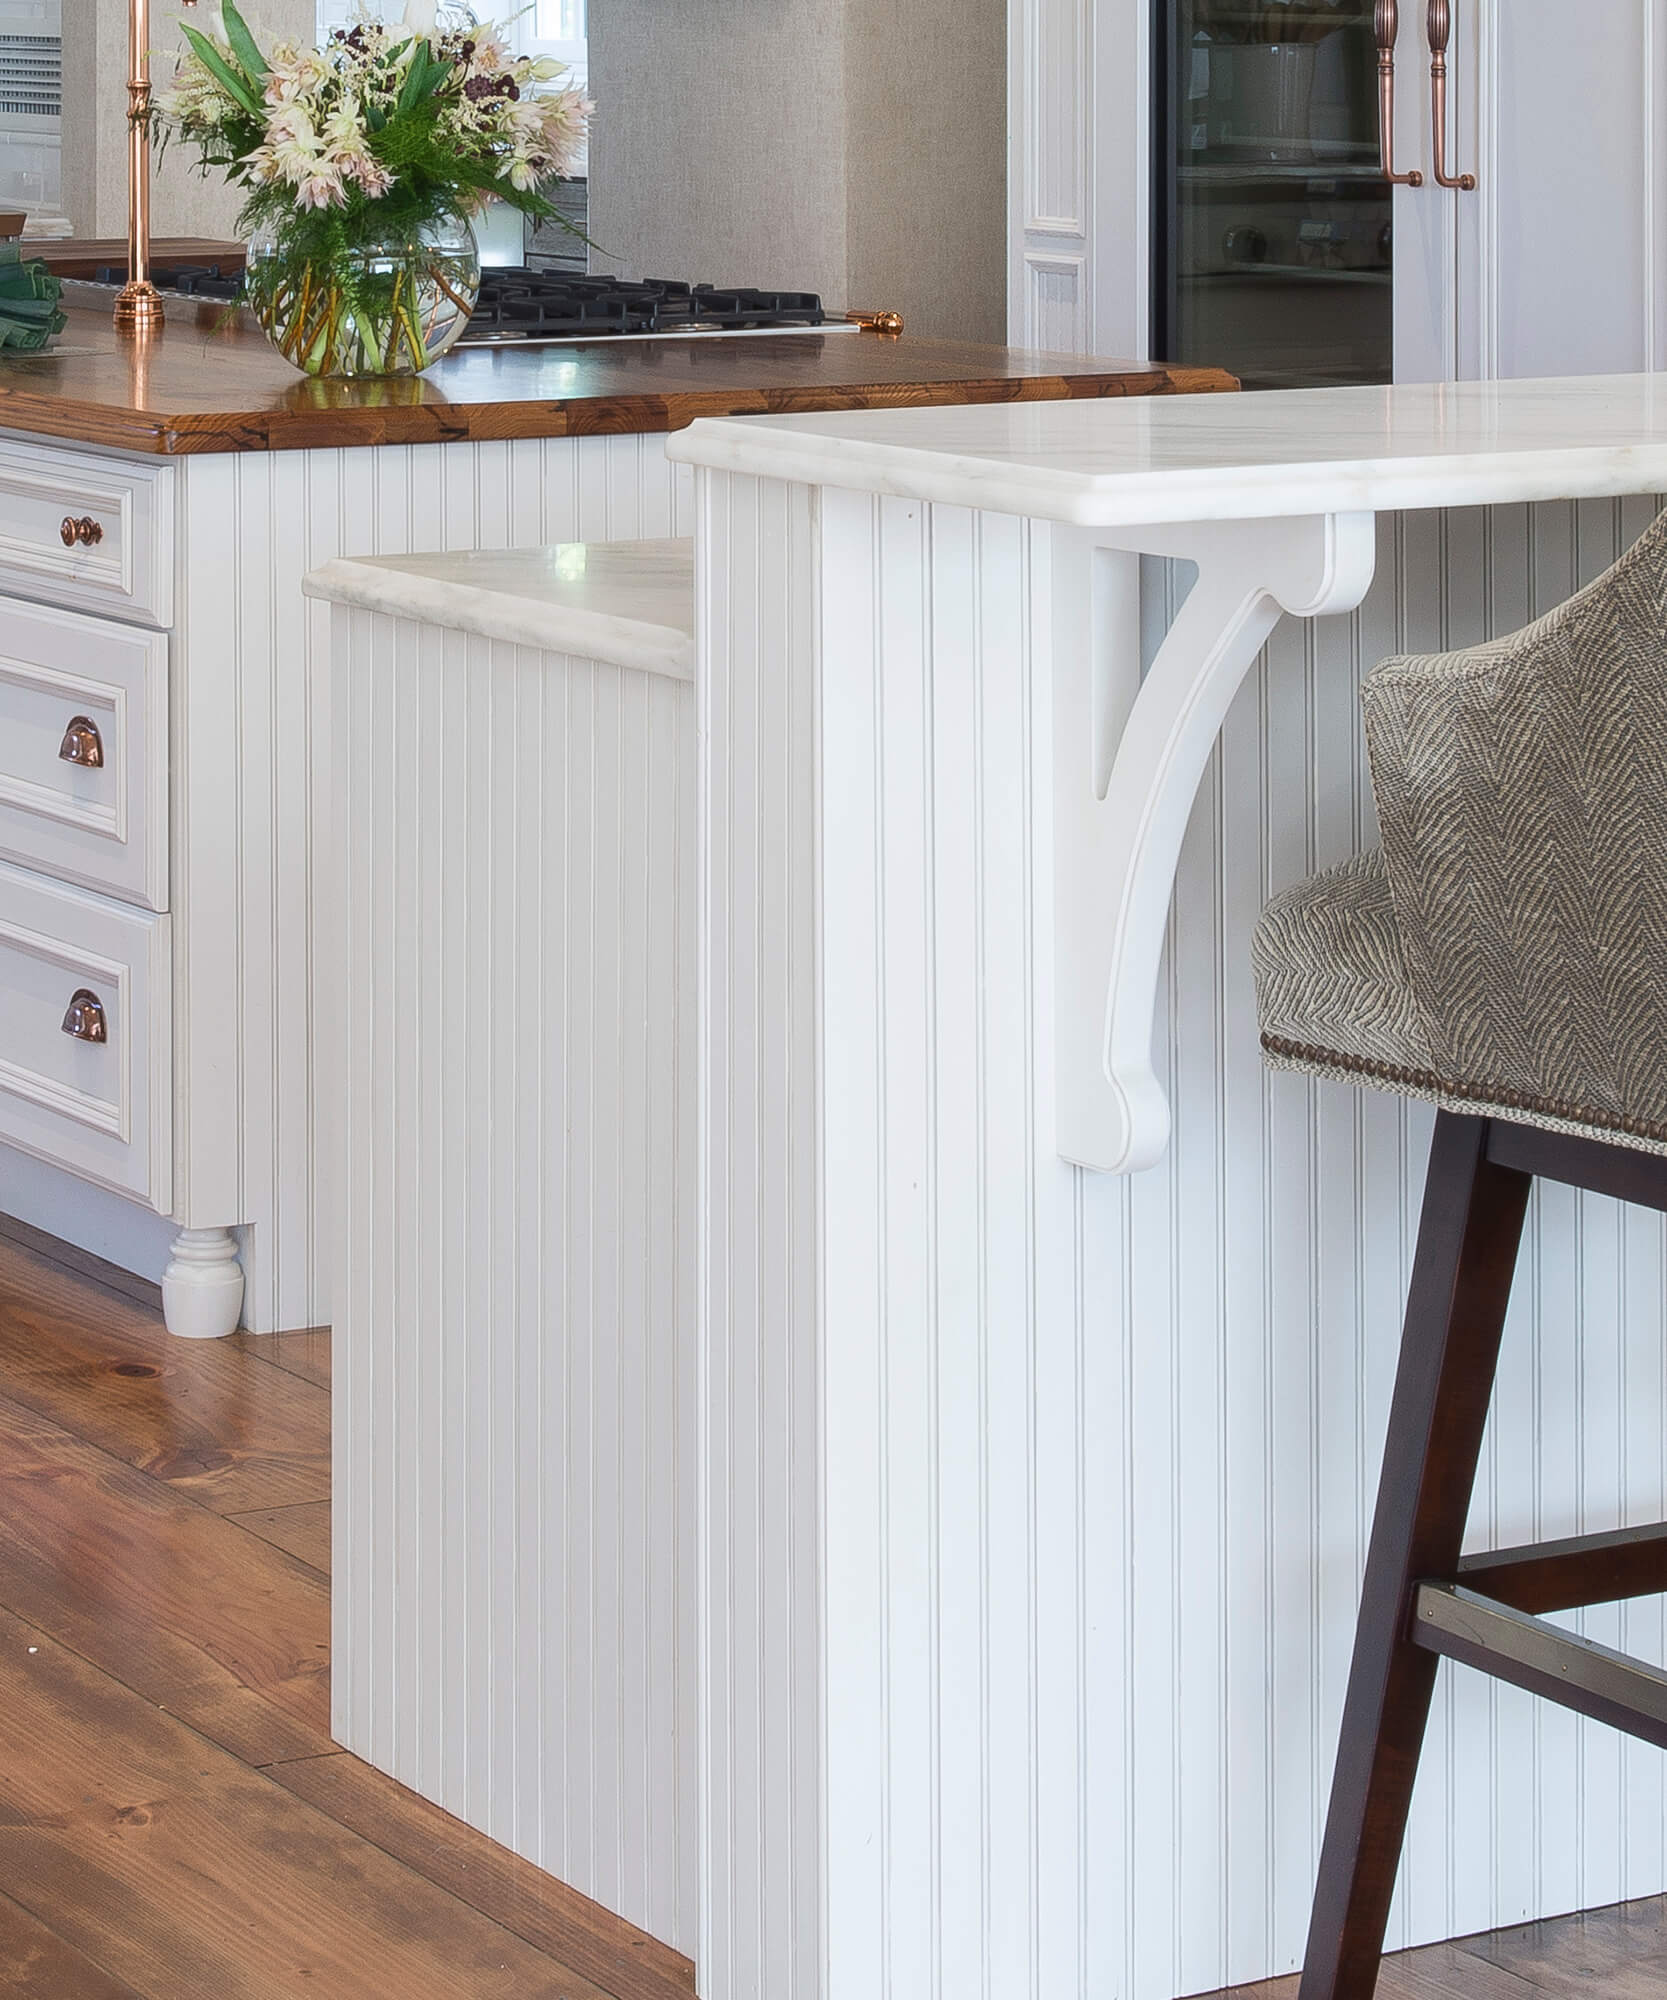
[1152,0,1391,389]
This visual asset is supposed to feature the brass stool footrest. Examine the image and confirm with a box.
[1413,1581,1667,1749]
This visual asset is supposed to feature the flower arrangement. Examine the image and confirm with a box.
[159,4,591,376]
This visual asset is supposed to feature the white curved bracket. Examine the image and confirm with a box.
[1052,511,1378,1173]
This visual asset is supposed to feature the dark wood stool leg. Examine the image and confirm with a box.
[1298,1113,1533,1999]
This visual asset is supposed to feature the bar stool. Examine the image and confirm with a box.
[1251,508,1667,1999]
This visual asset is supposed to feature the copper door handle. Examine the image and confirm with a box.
[60,988,108,1043]
[1375,0,1424,186]
[59,515,104,547]
[1427,0,1477,190]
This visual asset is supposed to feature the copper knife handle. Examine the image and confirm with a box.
[1427,0,1477,191]
[1374,0,1423,185]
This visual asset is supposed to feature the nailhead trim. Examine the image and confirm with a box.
[1260,1036,1667,1148]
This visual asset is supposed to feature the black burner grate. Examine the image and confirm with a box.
[96,263,245,302]
[459,271,825,341]
[87,264,826,343]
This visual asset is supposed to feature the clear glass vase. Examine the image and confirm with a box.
[244,209,481,379]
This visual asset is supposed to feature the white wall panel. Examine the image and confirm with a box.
[332,604,697,1949]
[175,435,692,1332]
[704,473,1667,1997]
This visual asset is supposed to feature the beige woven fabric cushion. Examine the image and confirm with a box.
[1254,508,1667,1153]
[1254,849,1431,1074]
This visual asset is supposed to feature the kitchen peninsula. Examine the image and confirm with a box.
[658,375,1667,1999]
[0,288,1228,1336]
[314,373,1667,2000]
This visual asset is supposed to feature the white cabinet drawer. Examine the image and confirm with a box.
[0,596,168,909]
[0,441,173,628]
[0,860,171,1205]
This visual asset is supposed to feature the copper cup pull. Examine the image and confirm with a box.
[58,716,105,769]
[59,515,104,548]
[61,989,108,1044]
[1374,0,1423,186]
[1426,0,1477,190]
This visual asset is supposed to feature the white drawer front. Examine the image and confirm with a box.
[0,596,168,909]
[0,861,171,1205]
[0,441,174,628]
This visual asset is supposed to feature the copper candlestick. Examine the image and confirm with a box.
[114,0,195,333]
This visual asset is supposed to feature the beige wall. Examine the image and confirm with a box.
[60,0,313,240]
[589,0,1006,342]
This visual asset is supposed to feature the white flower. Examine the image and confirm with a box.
[296,164,346,208]
[344,154,393,197]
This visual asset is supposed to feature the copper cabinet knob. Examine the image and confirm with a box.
[58,716,105,769]
[59,515,104,548]
[61,988,108,1044]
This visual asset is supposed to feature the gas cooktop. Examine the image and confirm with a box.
[458,271,836,344]
[93,263,851,347]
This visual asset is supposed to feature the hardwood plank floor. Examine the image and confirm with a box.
[1186,1904,1667,1998]
[2,1222,1665,1999]
[0,1230,693,1999]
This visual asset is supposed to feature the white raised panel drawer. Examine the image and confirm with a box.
[0,441,174,628]
[0,859,171,1205]
[0,595,168,909]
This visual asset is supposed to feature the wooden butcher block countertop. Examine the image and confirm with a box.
[0,290,1236,456]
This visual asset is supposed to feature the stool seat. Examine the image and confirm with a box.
[1254,506,1667,1160]
[1254,847,1423,1080]
[1254,844,1667,1157]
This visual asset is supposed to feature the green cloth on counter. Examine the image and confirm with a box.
[0,242,66,352]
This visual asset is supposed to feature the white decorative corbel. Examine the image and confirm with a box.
[1052,511,1379,1173]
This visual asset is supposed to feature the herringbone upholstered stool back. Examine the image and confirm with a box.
[1251,509,1667,2000]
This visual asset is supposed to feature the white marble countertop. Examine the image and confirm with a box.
[304,537,695,680]
[667,373,1667,526]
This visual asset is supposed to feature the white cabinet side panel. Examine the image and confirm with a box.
[333,605,697,1950]
[696,469,824,1999]
[176,436,692,1333]
[747,485,1667,1997]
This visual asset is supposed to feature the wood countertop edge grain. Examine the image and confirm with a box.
[0,363,1238,457]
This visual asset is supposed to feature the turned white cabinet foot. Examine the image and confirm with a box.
[160,1227,245,1339]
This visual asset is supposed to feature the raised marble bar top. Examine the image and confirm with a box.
[304,537,695,679]
[668,371,1667,525]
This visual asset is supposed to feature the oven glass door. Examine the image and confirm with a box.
[1153,0,1391,389]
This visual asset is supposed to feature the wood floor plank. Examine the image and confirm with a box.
[223,1501,331,1578]
[0,1887,143,1997]
[0,1392,332,1766]
[1466,1896,1667,1991]
[0,1605,622,2000]
[266,1752,697,2000]
[227,1327,331,1392]
[1182,1920,1651,2000]
[0,1238,328,1514]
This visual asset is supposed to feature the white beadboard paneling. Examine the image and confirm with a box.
[173,434,691,1333]
[332,602,697,1950]
[695,468,823,2000]
[702,473,1667,1998]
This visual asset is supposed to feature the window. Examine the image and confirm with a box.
[514,0,586,89]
